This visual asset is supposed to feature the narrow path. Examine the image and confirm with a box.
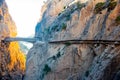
[3,37,120,45]
[49,40,120,45]
[4,37,38,43]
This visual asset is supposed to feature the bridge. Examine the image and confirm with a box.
[3,37,120,45]
[4,37,39,43]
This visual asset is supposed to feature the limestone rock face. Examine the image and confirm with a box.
[0,23,9,41]
[0,0,25,80]
[25,0,120,80]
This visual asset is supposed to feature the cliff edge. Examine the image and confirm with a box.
[25,0,120,80]
[0,0,25,80]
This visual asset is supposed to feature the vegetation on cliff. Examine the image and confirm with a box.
[0,0,26,79]
[94,0,117,14]
[25,0,120,80]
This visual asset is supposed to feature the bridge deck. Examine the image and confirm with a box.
[4,37,38,43]
[3,37,120,45]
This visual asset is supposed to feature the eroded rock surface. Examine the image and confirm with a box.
[0,0,25,80]
[25,0,120,80]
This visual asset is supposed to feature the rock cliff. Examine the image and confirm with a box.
[0,0,25,80]
[25,0,120,80]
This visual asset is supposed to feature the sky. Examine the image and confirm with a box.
[6,0,45,37]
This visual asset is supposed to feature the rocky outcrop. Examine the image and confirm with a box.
[25,0,120,80]
[0,0,25,80]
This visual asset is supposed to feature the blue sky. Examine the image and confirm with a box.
[6,0,45,37]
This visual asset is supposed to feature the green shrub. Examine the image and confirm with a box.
[52,25,58,31]
[64,6,66,9]
[61,23,67,30]
[108,1,117,11]
[66,14,71,21]
[43,64,51,75]
[94,2,105,14]
[85,70,89,77]
[58,13,61,16]
[57,52,61,58]
[44,28,49,33]
[52,55,56,60]
[71,8,75,13]
[94,1,117,14]
[115,16,120,25]
[76,2,85,10]
[65,42,71,46]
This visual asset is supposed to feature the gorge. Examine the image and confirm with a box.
[0,0,120,80]
[25,0,120,80]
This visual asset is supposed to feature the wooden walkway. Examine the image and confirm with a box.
[49,40,120,45]
[3,37,120,45]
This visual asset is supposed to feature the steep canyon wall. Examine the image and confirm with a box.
[25,0,120,80]
[0,0,25,80]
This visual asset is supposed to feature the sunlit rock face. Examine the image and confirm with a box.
[25,0,120,80]
[0,0,25,80]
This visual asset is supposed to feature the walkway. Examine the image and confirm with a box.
[3,37,120,45]
[49,40,120,45]
[4,37,38,43]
